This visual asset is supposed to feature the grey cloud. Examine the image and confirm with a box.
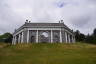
[70,15,91,28]
[0,0,24,34]
[0,0,96,35]
[88,0,96,2]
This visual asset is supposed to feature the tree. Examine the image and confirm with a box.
[79,33,85,41]
[93,28,96,36]
[75,30,80,41]
[75,30,85,42]
[0,33,13,43]
[85,28,96,44]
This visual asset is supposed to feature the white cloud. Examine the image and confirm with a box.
[0,0,96,35]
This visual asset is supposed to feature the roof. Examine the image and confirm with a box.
[14,23,73,34]
[24,23,64,27]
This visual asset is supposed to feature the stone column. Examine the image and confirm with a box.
[60,29,62,43]
[18,34,20,43]
[51,30,53,43]
[21,32,24,43]
[15,36,17,44]
[36,30,38,43]
[12,36,14,45]
[20,34,22,43]
[27,30,29,43]
[12,36,16,45]
[68,34,71,43]
[65,32,67,43]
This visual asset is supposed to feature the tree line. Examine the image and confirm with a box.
[0,33,13,43]
[75,28,96,44]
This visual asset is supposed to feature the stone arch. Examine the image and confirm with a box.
[29,30,36,43]
[39,31,50,43]
[53,30,60,43]
[70,35,72,43]
[30,36,35,43]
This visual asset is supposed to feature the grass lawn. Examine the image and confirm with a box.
[0,42,96,64]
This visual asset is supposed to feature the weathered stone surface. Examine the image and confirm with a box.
[12,22,75,44]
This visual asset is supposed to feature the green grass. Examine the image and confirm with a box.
[0,42,96,64]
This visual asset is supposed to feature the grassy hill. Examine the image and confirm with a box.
[0,43,96,64]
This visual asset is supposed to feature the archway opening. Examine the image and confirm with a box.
[31,36,35,43]
[40,32,49,43]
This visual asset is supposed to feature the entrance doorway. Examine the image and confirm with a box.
[30,36,35,43]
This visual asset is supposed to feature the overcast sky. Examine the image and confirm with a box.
[0,0,96,35]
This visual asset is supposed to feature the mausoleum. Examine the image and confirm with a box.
[12,20,75,44]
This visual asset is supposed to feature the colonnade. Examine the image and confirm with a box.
[12,32,23,45]
[12,29,75,44]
